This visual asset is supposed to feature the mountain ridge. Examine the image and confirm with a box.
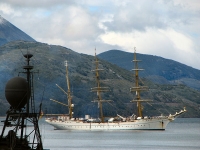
[0,15,35,46]
[98,50,200,90]
[0,41,199,117]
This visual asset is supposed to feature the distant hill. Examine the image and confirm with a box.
[0,15,35,46]
[0,41,200,117]
[98,50,200,90]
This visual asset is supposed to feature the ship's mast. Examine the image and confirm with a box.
[130,48,151,117]
[91,49,112,123]
[53,61,74,119]
[65,61,73,119]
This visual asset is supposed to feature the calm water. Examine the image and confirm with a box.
[1,118,200,150]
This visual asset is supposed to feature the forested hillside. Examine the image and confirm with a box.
[0,41,199,117]
[98,50,200,90]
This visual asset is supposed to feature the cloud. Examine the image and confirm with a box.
[0,0,75,8]
[102,0,200,33]
[0,3,17,15]
[99,27,200,69]
[0,0,200,69]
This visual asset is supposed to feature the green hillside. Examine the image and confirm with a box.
[0,41,199,117]
[98,50,200,90]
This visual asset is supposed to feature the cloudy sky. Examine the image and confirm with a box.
[0,0,200,69]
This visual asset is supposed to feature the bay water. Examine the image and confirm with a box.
[1,118,200,150]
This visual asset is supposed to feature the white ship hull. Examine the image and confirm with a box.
[45,52,186,131]
[45,117,172,130]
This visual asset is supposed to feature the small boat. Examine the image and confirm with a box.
[45,49,186,130]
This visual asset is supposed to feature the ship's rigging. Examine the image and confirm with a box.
[91,49,113,123]
[130,48,152,117]
[50,60,74,119]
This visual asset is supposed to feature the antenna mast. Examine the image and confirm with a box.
[0,51,43,149]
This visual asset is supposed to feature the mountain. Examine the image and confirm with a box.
[0,15,35,46]
[98,50,200,90]
[0,41,200,117]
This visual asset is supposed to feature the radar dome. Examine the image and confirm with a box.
[5,77,30,110]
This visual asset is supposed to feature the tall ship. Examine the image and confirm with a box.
[45,49,186,130]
